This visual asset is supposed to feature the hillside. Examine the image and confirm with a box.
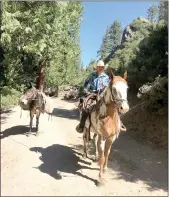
[104,16,168,150]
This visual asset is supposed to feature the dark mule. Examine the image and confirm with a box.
[20,87,45,137]
[78,71,129,185]
[77,95,98,160]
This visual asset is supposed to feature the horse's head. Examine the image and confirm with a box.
[109,71,129,114]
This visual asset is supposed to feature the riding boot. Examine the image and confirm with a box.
[76,111,88,133]
[120,120,127,132]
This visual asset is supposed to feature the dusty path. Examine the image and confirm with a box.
[1,98,168,196]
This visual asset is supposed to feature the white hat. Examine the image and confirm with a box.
[97,60,105,67]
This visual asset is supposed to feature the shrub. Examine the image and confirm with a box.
[1,86,21,109]
[137,76,168,112]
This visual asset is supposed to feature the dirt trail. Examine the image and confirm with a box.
[1,98,168,196]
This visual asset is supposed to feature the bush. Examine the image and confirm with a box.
[137,76,168,112]
[1,86,21,109]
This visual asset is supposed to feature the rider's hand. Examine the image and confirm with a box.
[84,88,88,93]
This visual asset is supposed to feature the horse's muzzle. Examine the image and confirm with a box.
[119,101,129,114]
[21,99,28,105]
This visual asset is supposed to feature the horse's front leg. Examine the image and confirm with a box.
[28,110,34,137]
[103,135,116,172]
[35,109,40,136]
[97,135,106,186]
[83,128,89,159]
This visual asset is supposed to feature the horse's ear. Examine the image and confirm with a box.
[123,71,127,80]
[109,71,115,81]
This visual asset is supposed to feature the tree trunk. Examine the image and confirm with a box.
[0,1,5,86]
[36,60,45,92]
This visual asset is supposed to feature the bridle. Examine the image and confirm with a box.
[109,81,128,108]
[22,91,44,108]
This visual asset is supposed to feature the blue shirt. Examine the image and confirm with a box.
[84,72,109,92]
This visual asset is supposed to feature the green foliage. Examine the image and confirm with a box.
[98,20,122,60]
[147,4,159,22]
[1,86,21,109]
[97,26,110,59]
[103,14,168,113]
[107,18,168,90]
[159,1,168,24]
[129,22,168,88]
[130,19,151,38]
[1,1,83,91]
[108,20,122,52]
[138,76,168,111]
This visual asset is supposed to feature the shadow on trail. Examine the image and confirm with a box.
[108,133,168,192]
[1,125,37,139]
[1,109,13,124]
[71,133,167,192]
[53,108,80,121]
[30,144,98,185]
[61,98,79,103]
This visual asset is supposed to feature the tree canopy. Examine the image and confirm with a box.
[1,1,83,91]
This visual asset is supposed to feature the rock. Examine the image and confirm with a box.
[44,87,58,97]
[121,17,150,44]
[137,83,152,98]
[63,88,78,100]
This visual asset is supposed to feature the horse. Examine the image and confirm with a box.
[80,71,129,186]
[19,87,45,137]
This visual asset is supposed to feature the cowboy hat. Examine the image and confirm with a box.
[97,60,105,67]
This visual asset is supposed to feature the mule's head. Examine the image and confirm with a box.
[20,97,29,106]
[20,94,29,105]
[109,71,129,114]
[33,93,44,108]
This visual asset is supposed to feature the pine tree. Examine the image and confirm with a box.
[147,4,159,22]
[97,26,110,59]
[159,1,168,24]
[97,20,122,61]
[108,20,122,54]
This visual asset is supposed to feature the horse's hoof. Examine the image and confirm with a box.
[103,166,108,172]
[27,133,31,137]
[83,153,87,159]
[94,156,99,162]
[36,132,40,137]
[76,125,83,133]
[95,180,105,187]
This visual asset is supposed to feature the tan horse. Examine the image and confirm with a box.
[83,71,129,185]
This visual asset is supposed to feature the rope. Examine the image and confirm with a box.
[8,137,30,149]
[120,101,146,118]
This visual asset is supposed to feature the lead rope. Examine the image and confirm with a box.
[120,101,146,118]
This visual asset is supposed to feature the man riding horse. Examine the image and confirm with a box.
[76,60,126,134]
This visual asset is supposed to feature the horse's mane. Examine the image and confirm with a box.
[93,83,113,119]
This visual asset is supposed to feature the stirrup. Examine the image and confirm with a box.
[120,123,127,132]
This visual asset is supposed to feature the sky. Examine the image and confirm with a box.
[80,1,159,67]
